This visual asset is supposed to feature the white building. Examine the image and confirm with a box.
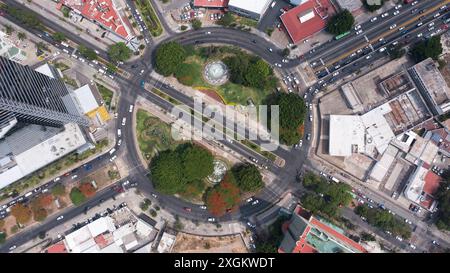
[0,31,27,63]
[228,0,272,20]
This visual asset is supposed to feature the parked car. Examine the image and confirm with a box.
[56,215,64,221]
[207,217,216,222]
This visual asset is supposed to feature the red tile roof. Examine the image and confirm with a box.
[193,0,229,8]
[45,242,67,253]
[423,171,442,196]
[280,0,335,43]
[62,0,131,39]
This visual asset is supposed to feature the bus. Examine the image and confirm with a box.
[334,31,351,40]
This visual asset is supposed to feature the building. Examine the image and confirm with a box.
[329,71,432,158]
[404,163,441,211]
[193,0,229,9]
[290,0,310,6]
[280,0,335,43]
[228,0,272,20]
[0,123,87,189]
[60,0,134,41]
[0,31,27,63]
[279,206,367,253]
[44,207,157,253]
[71,84,110,126]
[0,56,89,136]
[409,58,450,115]
[334,0,362,13]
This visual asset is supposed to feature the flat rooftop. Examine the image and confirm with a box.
[228,0,271,15]
[411,58,450,106]
[280,0,335,43]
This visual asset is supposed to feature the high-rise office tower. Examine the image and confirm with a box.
[0,56,89,134]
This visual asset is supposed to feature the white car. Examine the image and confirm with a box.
[370,17,377,22]
[379,47,386,52]
[411,1,418,5]
[110,155,117,162]
[409,244,416,249]
[117,139,122,146]
[56,215,64,221]
[246,197,254,203]
[71,175,78,180]
[117,129,122,137]
[207,217,216,222]
[54,177,61,182]
[205,31,211,35]
[268,48,273,52]
[389,24,397,30]
[129,105,134,112]
[393,10,400,16]
[381,12,389,18]
[9,245,17,251]
[121,117,127,126]
[356,29,363,35]
[122,180,130,186]
[396,236,403,242]
[251,200,259,206]
[199,205,207,210]
[139,69,145,75]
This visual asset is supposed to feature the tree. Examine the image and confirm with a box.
[411,36,443,62]
[191,19,202,30]
[363,0,384,12]
[78,45,97,60]
[52,32,66,42]
[206,173,241,217]
[10,203,32,225]
[180,25,188,31]
[174,63,196,86]
[6,6,42,30]
[232,163,263,192]
[155,41,186,76]
[326,10,355,35]
[33,208,47,222]
[150,150,185,195]
[17,32,26,41]
[388,44,406,59]
[282,48,290,57]
[217,12,234,27]
[108,42,132,63]
[435,171,450,231]
[267,93,307,145]
[51,184,66,196]
[4,24,14,35]
[179,144,214,182]
[79,182,96,198]
[69,187,86,206]
[106,63,118,74]
[61,6,70,17]
[139,44,145,50]
[38,194,53,207]
[245,59,271,89]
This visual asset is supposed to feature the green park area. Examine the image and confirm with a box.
[135,0,163,37]
[155,42,277,106]
[136,109,181,161]
[96,83,114,110]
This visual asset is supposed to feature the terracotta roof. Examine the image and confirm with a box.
[193,0,229,8]
[280,0,335,43]
[46,242,67,253]
[423,171,442,196]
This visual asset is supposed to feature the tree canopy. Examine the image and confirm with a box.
[266,93,307,145]
[52,32,66,42]
[107,42,132,63]
[149,144,214,195]
[411,36,443,62]
[192,19,202,30]
[155,41,187,76]
[300,172,352,218]
[435,170,450,231]
[51,184,66,196]
[217,13,234,27]
[355,205,411,239]
[78,45,97,60]
[0,232,6,244]
[69,187,86,206]
[10,203,32,225]
[326,10,355,35]
[232,163,263,192]
[206,172,240,217]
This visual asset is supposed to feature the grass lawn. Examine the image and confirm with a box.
[53,62,70,72]
[136,109,182,162]
[62,75,78,88]
[135,0,163,37]
[96,83,113,110]
[183,55,272,105]
[232,15,258,28]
